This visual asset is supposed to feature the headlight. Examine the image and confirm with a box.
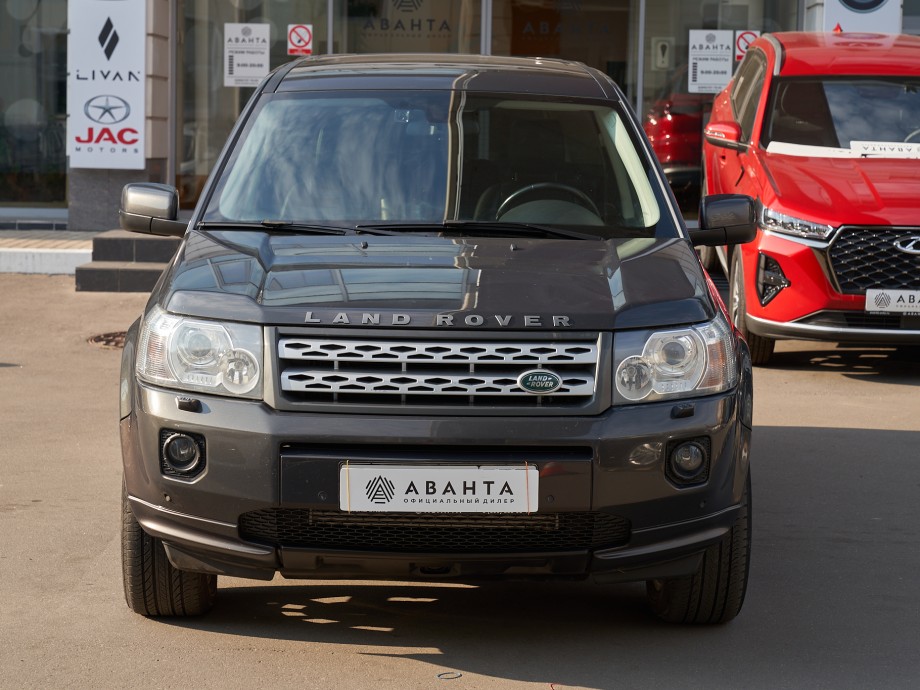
[760,206,834,240]
[136,305,263,399]
[614,315,737,404]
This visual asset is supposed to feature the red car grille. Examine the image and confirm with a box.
[828,227,920,295]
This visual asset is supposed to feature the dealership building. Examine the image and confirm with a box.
[2,0,918,231]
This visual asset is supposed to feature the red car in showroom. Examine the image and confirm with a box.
[644,66,712,210]
[702,31,920,364]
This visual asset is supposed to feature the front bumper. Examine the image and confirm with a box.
[742,231,920,343]
[747,312,920,343]
[122,381,751,583]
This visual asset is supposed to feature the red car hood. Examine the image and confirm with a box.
[761,152,920,226]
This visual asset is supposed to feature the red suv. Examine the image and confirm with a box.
[702,32,920,364]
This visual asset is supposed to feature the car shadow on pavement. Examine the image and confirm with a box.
[161,579,671,687]
[764,343,920,385]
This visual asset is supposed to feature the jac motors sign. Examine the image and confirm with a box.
[67,0,146,170]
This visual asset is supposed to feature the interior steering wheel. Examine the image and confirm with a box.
[496,182,600,219]
[903,128,920,143]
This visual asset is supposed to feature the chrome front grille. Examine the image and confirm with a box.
[276,335,600,408]
[828,227,920,294]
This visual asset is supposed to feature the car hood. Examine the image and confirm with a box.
[160,230,713,331]
[761,152,920,226]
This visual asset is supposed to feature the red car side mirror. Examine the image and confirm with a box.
[704,121,745,151]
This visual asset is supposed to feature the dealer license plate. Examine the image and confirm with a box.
[866,289,920,315]
[339,464,539,513]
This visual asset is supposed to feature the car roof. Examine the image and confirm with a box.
[770,32,920,77]
[270,53,618,99]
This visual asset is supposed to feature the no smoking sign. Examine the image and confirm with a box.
[288,24,313,56]
[735,30,759,61]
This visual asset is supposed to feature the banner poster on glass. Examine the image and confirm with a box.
[687,30,733,95]
[288,24,313,56]
[224,23,271,88]
[67,0,146,170]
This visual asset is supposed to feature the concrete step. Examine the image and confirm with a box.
[90,229,181,263]
[74,229,181,292]
[75,260,168,292]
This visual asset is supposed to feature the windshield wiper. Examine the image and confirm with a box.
[443,220,600,240]
[197,220,353,235]
[354,221,600,240]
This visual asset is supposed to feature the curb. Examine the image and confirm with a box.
[0,247,94,276]
[0,231,98,276]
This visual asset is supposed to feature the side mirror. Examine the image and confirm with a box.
[704,121,745,151]
[692,194,757,247]
[119,183,186,237]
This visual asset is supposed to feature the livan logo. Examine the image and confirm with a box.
[98,18,119,60]
[517,369,562,395]
[893,236,920,255]
[84,95,130,124]
[365,476,396,505]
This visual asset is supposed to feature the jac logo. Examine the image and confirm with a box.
[893,237,920,255]
[74,127,139,145]
[84,95,130,125]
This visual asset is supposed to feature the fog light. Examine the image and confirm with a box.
[757,253,790,306]
[667,439,709,484]
[162,432,202,473]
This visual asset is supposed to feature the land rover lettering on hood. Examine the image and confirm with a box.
[118,54,757,624]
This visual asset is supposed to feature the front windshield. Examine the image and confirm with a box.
[764,77,920,151]
[203,90,671,236]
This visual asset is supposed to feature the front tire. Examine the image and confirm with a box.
[122,482,216,616]
[729,249,775,365]
[646,476,751,624]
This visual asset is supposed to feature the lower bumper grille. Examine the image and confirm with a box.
[796,311,920,331]
[239,509,630,553]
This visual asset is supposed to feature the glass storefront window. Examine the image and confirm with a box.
[905,0,920,34]
[640,0,798,213]
[178,0,482,209]
[178,0,330,208]
[1,0,67,204]
[491,0,633,92]
[339,0,481,54]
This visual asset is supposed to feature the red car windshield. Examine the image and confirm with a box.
[763,77,920,150]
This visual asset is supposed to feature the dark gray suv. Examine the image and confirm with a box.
[119,54,757,624]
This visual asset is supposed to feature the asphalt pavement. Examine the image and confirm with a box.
[1,272,919,690]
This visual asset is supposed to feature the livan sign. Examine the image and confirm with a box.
[67,0,145,170]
